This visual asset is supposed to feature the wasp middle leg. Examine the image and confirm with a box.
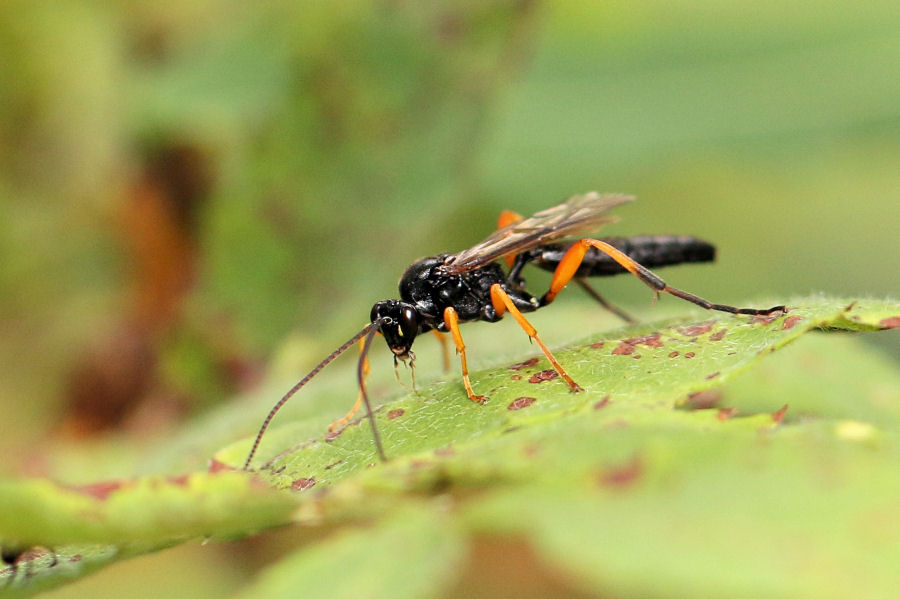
[489,284,582,392]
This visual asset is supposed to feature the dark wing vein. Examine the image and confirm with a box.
[444,192,635,274]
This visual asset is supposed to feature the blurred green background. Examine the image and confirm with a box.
[0,0,897,596]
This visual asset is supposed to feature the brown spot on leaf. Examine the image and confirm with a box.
[387,409,405,420]
[509,357,539,370]
[668,351,679,358]
[71,480,126,500]
[325,460,344,470]
[599,456,643,488]
[772,404,789,423]
[686,389,723,409]
[717,407,738,420]
[510,374,522,381]
[613,333,662,355]
[593,396,611,409]
[710,329,727,341]
[684,352,696,359]
[166,474,190,487]
[879,317,900,329]
[291,477,316,492]
[70,554,83,562]
[705,371,720,380]
[434,446,455,457]
[325,430,342,442]
[632,354,642,359]
[612,342,636,355]
[508,396,537,410]
[781,315,803,330]
[678,321,714,336]
[751,313,780,325]
[529,370,558,383]
[632,333,663,347]
[522,444,540,457]
[590,342,605,349]
[207,459,231,473]
[844,301,858,312]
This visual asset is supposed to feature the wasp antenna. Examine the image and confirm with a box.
[357,319,388,462]
[242,321,379,471]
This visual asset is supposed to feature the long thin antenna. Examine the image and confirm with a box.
[357,323,387,461]
[242,321,378,471]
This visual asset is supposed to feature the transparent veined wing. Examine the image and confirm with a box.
[444,192,634,274]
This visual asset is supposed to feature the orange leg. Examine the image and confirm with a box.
[328,338,371,432]
[497,209,524,268]
[431,329,451,372]
[443,307,484,402]
[543,239,785,316]
[490,283,583,392]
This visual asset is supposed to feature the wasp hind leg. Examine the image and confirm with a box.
[542,239,785,316]
[574,278,639,324]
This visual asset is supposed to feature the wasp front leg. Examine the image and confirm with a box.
[328,337,371,432]
[443,307,484,403]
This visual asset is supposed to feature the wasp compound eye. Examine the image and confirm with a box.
[399,306,418,339]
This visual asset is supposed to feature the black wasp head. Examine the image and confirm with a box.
[371,300,419,359]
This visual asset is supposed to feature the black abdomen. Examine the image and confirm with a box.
[530,235,715,277]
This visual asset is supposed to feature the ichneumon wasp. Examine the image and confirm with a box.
[242,193,784,468]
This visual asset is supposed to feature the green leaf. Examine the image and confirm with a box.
[725,328,900,427]
[2,297,896,597]
[464,443,900,599]
[0,472,296,547]
[213,296,898,597]
[222,297,898,488]
[0,545,119,598]
[0,472,298,595]
[234,506,465,599]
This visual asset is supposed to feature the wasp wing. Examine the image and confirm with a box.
[444,192,635,274]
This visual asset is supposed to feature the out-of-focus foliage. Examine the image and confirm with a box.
[0,0,538,448]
